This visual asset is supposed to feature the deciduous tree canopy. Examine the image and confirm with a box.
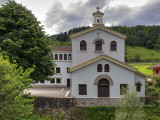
[0,0,55,81]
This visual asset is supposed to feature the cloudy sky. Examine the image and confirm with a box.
[1,0,160,35]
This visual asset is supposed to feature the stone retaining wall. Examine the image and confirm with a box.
[34,97,75,109]
[34,97,147,109]
[75,98,119,107]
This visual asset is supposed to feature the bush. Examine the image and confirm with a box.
[83,106,115,120]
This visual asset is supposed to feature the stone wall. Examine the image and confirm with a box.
[75,98,119,107]
[34,97,147,109]
[34,97,75,109]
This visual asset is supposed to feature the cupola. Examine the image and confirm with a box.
[92,7,104,27]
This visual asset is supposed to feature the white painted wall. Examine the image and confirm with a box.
[71,59,145,98]
[134,74,145,97]
[33,52,72,86]
[72,29,125,66]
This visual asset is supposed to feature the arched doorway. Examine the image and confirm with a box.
[98,78,109,97]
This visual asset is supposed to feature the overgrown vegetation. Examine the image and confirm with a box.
[115,89,145,120]
[0,54,51,120]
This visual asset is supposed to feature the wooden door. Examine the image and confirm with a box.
[98,78,109,97]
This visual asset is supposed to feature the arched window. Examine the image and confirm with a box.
[80,40,87,50]
[105,64,109,72]
[55,54,58,60]
[64,54,67,60]
[97,64,102,72]
[136,83,141,92]
[68,54,72,60]
[95,40,102,51]
[110,41,117,51]
[59,54,63,60]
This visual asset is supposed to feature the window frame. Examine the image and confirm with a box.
[79,84,87,95]
[55,54,58,60]
[56,67,61,74]
[68,54,72,60]
[136,83,141,92]
[97,64,102,72]
[80,40,87,51]
[156,70,159,74]
[95,40,102,51]
[64,54,67,60]
[105,64,109,72]
[120,84,128,95]
[59,54,63,60]
[110,41,117,51]
[56,78,61,84]
[51,78,55,83]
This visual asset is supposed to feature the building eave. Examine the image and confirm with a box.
[70,26,126,39]
[69,55,147,78]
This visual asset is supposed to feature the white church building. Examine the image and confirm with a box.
[36,7,146,98]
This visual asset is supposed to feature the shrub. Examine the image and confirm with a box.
[83,106,115,120]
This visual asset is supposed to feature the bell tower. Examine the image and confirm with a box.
[92,7,104,27]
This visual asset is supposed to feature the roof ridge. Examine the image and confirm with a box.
[70,26,126,39]
[69,54,146,78]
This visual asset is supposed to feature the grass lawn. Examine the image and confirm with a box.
[126,46,160,62]
[129,62,158,76]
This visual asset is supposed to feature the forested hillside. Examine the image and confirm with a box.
[49,25,160,51]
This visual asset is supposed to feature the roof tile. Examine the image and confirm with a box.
[53,46,72,52]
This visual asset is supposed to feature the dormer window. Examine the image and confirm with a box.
[96,17,100,23]
[80,40,87,50]
[95,40,102,51]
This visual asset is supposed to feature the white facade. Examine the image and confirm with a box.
[71,58,145,98]
[72,29,125,66]
[37,8,146,98]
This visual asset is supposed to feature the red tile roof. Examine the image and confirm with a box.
[147,63,160,69]
[53,46,72,52]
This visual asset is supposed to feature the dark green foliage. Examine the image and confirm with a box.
[83,106,115,120]
[143,105,160,120]
[50,25,160,51]
[82,105,160,120]
[110,25,160,49]
[0,53,51,120]
[0,0,55,81]
[49,26,90,43]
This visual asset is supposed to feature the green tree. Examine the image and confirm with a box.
[0,0,55,81]
[0,53,49,119]
[115,88,145,120]
[154,34,160,51]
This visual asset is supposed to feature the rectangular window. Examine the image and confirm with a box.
[120,84,128,95]
[56,78,61,83]
[67,67,70,73]
[79,84,87,95]
[56,67,60,74]
[51,78,55,83]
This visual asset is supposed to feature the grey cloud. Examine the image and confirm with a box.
[45,0,109,34]
[45,0,160,35]
[0,0,8,7]
[104,0,160,26]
